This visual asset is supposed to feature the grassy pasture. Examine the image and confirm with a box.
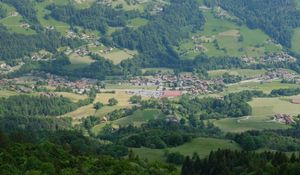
[214,96,300,133]
[54,92,88,102]
[0,2,36,35]
[177,10,281,59]
[69,53,95,66]
[0,90,18,97]
[208,69,266,78]
[114,109,163,127]
[35,1,70,34]
[128,18,148,28]
[141,67,174,74]
[111,0,146,11]
[99,49,137,64]
[292,28,300,54]
[132,137,241,162]
[92,109,162,134]
[226,81,300,94]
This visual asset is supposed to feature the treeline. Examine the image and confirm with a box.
[179,90,264,119]
[99,118,221,149]
[47,3,138,34]
[112,0,205,67]
[0,4,6,18]
[220,0,300,48]
[229,121,300,152]
[182,149,300,175]
[0,130,177,175]
[0,27,82,61]
[0,95,78,117]
[0,116,72,134]
[8,53,123,80]
[271,88,300,96]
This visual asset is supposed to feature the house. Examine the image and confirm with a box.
[274,114,295,125]
[162,91,182,98]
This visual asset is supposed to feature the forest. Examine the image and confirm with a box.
[0,27,82,61]
[47,3,138,34]
[219,0,300,48]
[182,149,300,175]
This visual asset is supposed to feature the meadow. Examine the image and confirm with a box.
[292,28,300,54]
[0,2,35,35]
[177,9,281,59]
[208,69,266,78]
[214,95,300,133]
[98,49,137,64]
[226,81,300,94]
[132,137,241,162]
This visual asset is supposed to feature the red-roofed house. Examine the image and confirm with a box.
[162,91,182,98]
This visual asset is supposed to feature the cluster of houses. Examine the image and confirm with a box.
[262,52,296,63]
[129,74,224,95]
[274,114,295,125]
[259,69,300,83]
[126,89,182,98]
[0,63,13,74]
[66,30,98,42]
[29,50,53,62]
[46,74,100,94]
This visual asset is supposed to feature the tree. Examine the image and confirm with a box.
[129,95,142,104]
[108,98,118,106]
[166,152,185,165]
[94,102,104,110]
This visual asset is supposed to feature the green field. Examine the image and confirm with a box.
[114,109,163,127]
[132,137,241,162]
[35,0,70,34]
[208,69,266,78]
[177,9,281,59]
[214,95,300,133]
[0,2,36,35]
[226,81,300,94]
[128,18,148,28]
[69,53,94,66]
[0,90,18,97]
[98,49,137,64]
[92,109,163,134]
[292,28,300,54]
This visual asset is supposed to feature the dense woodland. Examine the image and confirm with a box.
[47,3,138,34]
[0,95,78,117]
[112,0,205,67]
[219,0,300,48]
[0,130,177,175]
[0,27,82,62]
[182,149,300,175]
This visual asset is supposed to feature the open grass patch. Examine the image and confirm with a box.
[99,49,137,64]
[132,137,241,162]
[208,69,267,78]
[226,81,300,94]
[214,96,300,133]
[292,28,300,54]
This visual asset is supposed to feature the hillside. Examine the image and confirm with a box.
[1,0,300,174]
